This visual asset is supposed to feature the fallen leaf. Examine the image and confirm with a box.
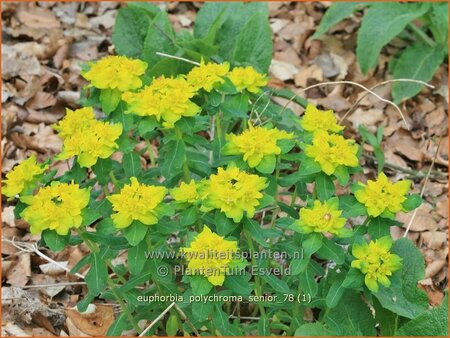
[397,203,439,232]
[270,59,299,81]
[66,305,115,336]
[294,64,323,87]
[39,261,69,275]
[6,253,31,286]
[347,107,384,128]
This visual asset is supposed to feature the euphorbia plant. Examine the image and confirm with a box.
[3,2,446,336]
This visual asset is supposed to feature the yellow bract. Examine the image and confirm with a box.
[300,104,344,134]
[354,172,411,217]
[181,225,238,286]
[2,155,48,198]
[170,180,200,204]
[82,55,147,92]
[200,167,267,222]
[54,107,122,168]
[21,181,90,235]
[122,76,201,128]
[228,66,267,93]
[187,60,230,92]
[107,177,167,229]
[351,237,402,292]
[223,125,294,168]
[305,131,359,175]
[297,199,347,236]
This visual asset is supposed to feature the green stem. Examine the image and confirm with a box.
[109,171,119,192]
[146,140,156,167]
[408,22,435,47]
[244,230,266,317]
[269,156,281,228]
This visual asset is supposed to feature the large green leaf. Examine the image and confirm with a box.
[391,43,445,103]
[85,252,108,296]
[194,2,268,63]
[313,2,367,38]
[295,323,334,336]
[232,13,273,72]
[374,238,428,319]
[396,297,448,336]
[142,11,178,66]
[356,3,429,74]
[324,290,376,335]
[112,7,152,58]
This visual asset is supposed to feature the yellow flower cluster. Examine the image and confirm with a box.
[200,167,267,222]
[187,60,230,92]
[54,107,123,168]
[82,55,148,92]
[228,66,268,93]
[181,225,238,286]
[296,198,347,236]
[122,76,201,128]
[21,182,90,235]
[107,177,167,229]
[351,237,402,292]
[300,104,344,134]
[305,131,359,175]
[223,125,294,168]
[355,173,411,217]
[2,155,48,198]
[170,180,201,204]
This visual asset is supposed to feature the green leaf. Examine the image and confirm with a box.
[295,323,334,336]
[375,238,428,319]
[215,211,238,236]
[373,298,397,336]
[313,2,367,38]
[42,230,69,252]
[232,13,273,72]
[123,221,148,246]
[367,217,401,239]
[85,252,108,296]
[106,313,129,336]
[100,88,121,114]
[112,7,152,58]
[189,275,213,295]
[128,240,146,275]
[302,233,323,257]
[357,3,429,74]
[392,43,445,102]
[300,156,321,175]
[69,161,87,184]
[256,155,276,174]
[179,206,199,227]
[342,268,364,289]
[396,296,448,336]
[161,139,185,178]
[333,166,349,185]
[220,93,249,118]
[324,290,376,335]
[192,299,214,322]
[142,11,177,65]
[165,314,179,336]
[325,280,345,308]
[429,3,448,45]
[123,152,142,178]
[92,158,112,185]
[258,314,270,335]
[262,274,290,294]
[290,257,310,275]
[243,218,269,248]
[81,208,102,227]
[223,274,252,296]
[315,172,335,201]
[299,265,318,297]
[138,118,159,137]
[339,195,367,218]
[316,237,345,264]
[402,193,422,212]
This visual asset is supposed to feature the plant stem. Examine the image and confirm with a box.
[408,22,436,47]
[244,230,266,317]
[174,126,191,182]
[109,171,120,192]
[146,140,156,167]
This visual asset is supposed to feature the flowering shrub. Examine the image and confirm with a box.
[3,3,445,337]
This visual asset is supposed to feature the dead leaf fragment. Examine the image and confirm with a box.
[66,305,115,336]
